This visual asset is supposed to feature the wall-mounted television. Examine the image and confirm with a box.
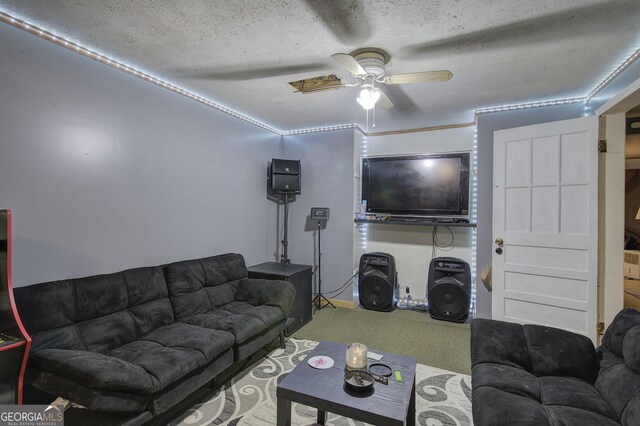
[361,152,470,217]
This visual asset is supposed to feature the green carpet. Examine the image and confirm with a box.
[292,306,471,374]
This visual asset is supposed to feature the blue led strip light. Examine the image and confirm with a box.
[586,47,640,102]
[0,11,282,135]
[475,97,586,114]
[3,10,640,134]
[469,126,479,317]
[281,124,360,135]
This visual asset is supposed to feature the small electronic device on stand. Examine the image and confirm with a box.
[310,207,335,311]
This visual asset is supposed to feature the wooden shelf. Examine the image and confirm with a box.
[354,219,476,228]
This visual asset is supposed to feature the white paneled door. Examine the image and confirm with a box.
[492,116,598,341]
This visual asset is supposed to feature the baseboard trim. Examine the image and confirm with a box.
[328,299,354,309]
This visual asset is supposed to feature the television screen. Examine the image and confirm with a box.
[362,153,470,216]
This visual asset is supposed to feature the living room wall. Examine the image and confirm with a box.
[353,126,476,306]
[281,129,355,301]
[0,23,282,286]
[474,58,640,319]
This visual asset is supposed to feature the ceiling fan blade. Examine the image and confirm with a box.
[174,63,327,81]
[386,70,452,85]
[402,2,638,58]
[377,89,394,109]
[303,0,371,44]
[331,53,366,76]
[381,85,419,114]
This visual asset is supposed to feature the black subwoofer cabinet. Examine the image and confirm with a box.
[247,262,312,336]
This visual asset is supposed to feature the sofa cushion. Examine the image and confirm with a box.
[470,319,532,372]
[73,272,129,321]
[596,309,640,425]
[471,317,624,426]
[77,310,137,353]
[30,369,152,413]
[218,301,285,327]
[32,323,234,395]
[622,325,640,374]
[472,363,540,400]
[14,280,85,354]
[523,323,597,384]
[539,376,617,421]
[200,253,247,287]
[602,308,640,358]
[598,347,625,374]
[544,406,621,426]
[164,253,249,321]
[15,266,175,355]
[596,362,640,423]
[473,364,616,424]
[105,323,234,393]
[472,386,551,426]
[14,280,75,332]
[32,349,155,394]
[236,278,296,315]
[163,259,212,320]
[185,310,270,344]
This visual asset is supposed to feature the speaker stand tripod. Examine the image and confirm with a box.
[280,194,291,263]
[311,220,335,311]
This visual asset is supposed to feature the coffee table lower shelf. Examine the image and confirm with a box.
[276,341,416,426]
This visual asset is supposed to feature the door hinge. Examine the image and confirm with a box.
[598,139,607,153]
[597,322,605,336]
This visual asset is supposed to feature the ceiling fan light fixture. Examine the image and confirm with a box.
[357,86,380,110]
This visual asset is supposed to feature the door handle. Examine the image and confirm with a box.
[495,237,504,246]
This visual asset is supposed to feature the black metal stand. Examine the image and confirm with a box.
[312,220,335,311]
[280,195,291,263]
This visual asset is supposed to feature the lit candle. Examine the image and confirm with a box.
[346,342,367,371]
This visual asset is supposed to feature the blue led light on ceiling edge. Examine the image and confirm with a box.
[1,10,639,135]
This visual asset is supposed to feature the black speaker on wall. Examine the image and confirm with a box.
[269,159,301,194]
[427,257,471,323]
[358,252,398,312]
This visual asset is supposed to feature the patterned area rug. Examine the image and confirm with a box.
[171,339,472,425]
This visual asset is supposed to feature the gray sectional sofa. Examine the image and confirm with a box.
[14,253,295,425]
[471,309,640,426]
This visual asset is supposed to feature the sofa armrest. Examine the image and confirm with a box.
[32,349,155,394]
[235,278,296,316]
[471,318,533,371]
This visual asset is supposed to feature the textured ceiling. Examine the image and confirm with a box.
[1,0,639,132]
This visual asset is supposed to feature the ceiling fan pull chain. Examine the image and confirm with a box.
[373,104,376,128]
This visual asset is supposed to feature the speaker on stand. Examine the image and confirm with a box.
[358,252,398,312]
[268,159,301,264]
[427,257,471,323]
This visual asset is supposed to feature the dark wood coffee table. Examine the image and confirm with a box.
[276,341,416,425]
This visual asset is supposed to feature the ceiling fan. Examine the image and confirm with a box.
[328,47,452,111]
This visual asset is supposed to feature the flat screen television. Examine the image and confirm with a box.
[361,152,470,217]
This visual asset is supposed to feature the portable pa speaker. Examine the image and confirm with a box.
[269,159,301,194]
[427,257,471,323]
[358,252,398,312]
